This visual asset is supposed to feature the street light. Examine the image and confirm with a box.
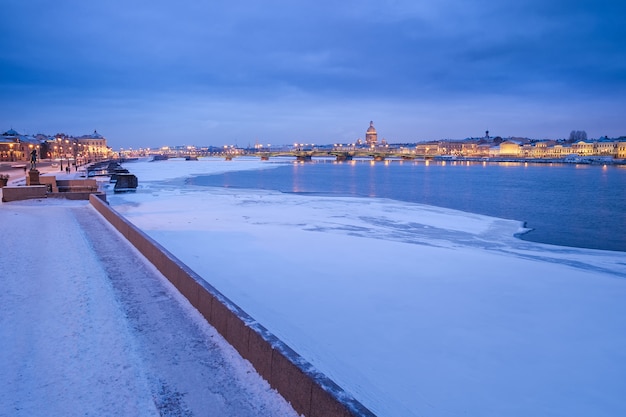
[72,140,79,170]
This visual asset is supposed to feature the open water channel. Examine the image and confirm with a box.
[188,158,626,252]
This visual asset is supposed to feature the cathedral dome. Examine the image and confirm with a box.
[365,121,378,146]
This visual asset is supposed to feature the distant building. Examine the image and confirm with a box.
[365,121,378,147]
[0,128,41,162]
[498,140,522,156]
[595,138,616,156]
[571,140,595,156]
[618,138,626,159]
[76,130,109,160]
[44,130,111,164]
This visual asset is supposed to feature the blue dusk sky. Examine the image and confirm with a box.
[1,0,625,149]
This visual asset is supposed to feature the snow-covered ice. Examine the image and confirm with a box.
[106,157,626,417]
[0,197,299,417]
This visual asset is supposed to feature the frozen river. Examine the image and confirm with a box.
[107,157,626,417]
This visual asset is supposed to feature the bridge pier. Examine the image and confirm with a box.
[335,154,353,162]
[296,155,312,162]
[373,155,385,161]
[260,155,270,161]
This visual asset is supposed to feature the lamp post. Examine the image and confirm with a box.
[72,140,78,170]
[74,140,82,167]
[55,137,62,170]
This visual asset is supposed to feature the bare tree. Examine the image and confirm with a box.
[568,130,588,142]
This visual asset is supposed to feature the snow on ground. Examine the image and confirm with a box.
[106,157,626,417]
[0,197,299,417]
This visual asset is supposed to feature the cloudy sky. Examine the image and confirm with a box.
[1,0,624,149]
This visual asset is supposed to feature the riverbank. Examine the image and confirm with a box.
[0,160,86,186]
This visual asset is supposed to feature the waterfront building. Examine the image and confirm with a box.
[365,121,378,147]
[545,143,573,159]
[476,142,492,157]
[0,129,41,162]
[617,138,626,159]
[414,141,438,157]
[572,140,595,156]
[520,142,534,157]
[1,128,111,164]
[595,138,617,157]
[438,141,465,155]
[462,142,478,156]
[409,136,626,160]
[0,129,21,161]
[76,130,109,161]
[534,141,549,158]
[498,140,522,156]
[44,130,111,164]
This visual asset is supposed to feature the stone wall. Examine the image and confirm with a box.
[89,194,376,417]
[1,185,47,202]
[56,179,98,193]
[38,176,58,192]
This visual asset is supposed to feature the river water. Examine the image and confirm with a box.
[187,158,626,252]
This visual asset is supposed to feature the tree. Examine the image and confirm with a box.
[568,130,588,143]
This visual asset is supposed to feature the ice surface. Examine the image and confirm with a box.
[104,158,626,417]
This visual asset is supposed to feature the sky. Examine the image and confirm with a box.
[1,0,625,149]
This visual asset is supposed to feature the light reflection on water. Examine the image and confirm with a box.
[190,160,626,252]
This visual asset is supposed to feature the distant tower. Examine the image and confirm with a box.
[485,130,490,140]
[366,121,378,146]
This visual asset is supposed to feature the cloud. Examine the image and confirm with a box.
[1,0,624,146]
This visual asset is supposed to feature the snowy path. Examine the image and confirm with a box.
[0,200,298,417]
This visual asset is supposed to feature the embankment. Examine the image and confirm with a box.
[89,194,376,417]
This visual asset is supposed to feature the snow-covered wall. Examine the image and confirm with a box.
[89,194,376,417]
[1,185,47,202]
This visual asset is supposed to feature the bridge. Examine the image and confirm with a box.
[212,149,423,162]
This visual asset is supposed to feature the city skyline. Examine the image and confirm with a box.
[1,1,625,149]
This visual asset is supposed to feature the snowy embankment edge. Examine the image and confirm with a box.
[89,194,376,417]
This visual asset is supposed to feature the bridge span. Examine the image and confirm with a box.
[236,150,421,162]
